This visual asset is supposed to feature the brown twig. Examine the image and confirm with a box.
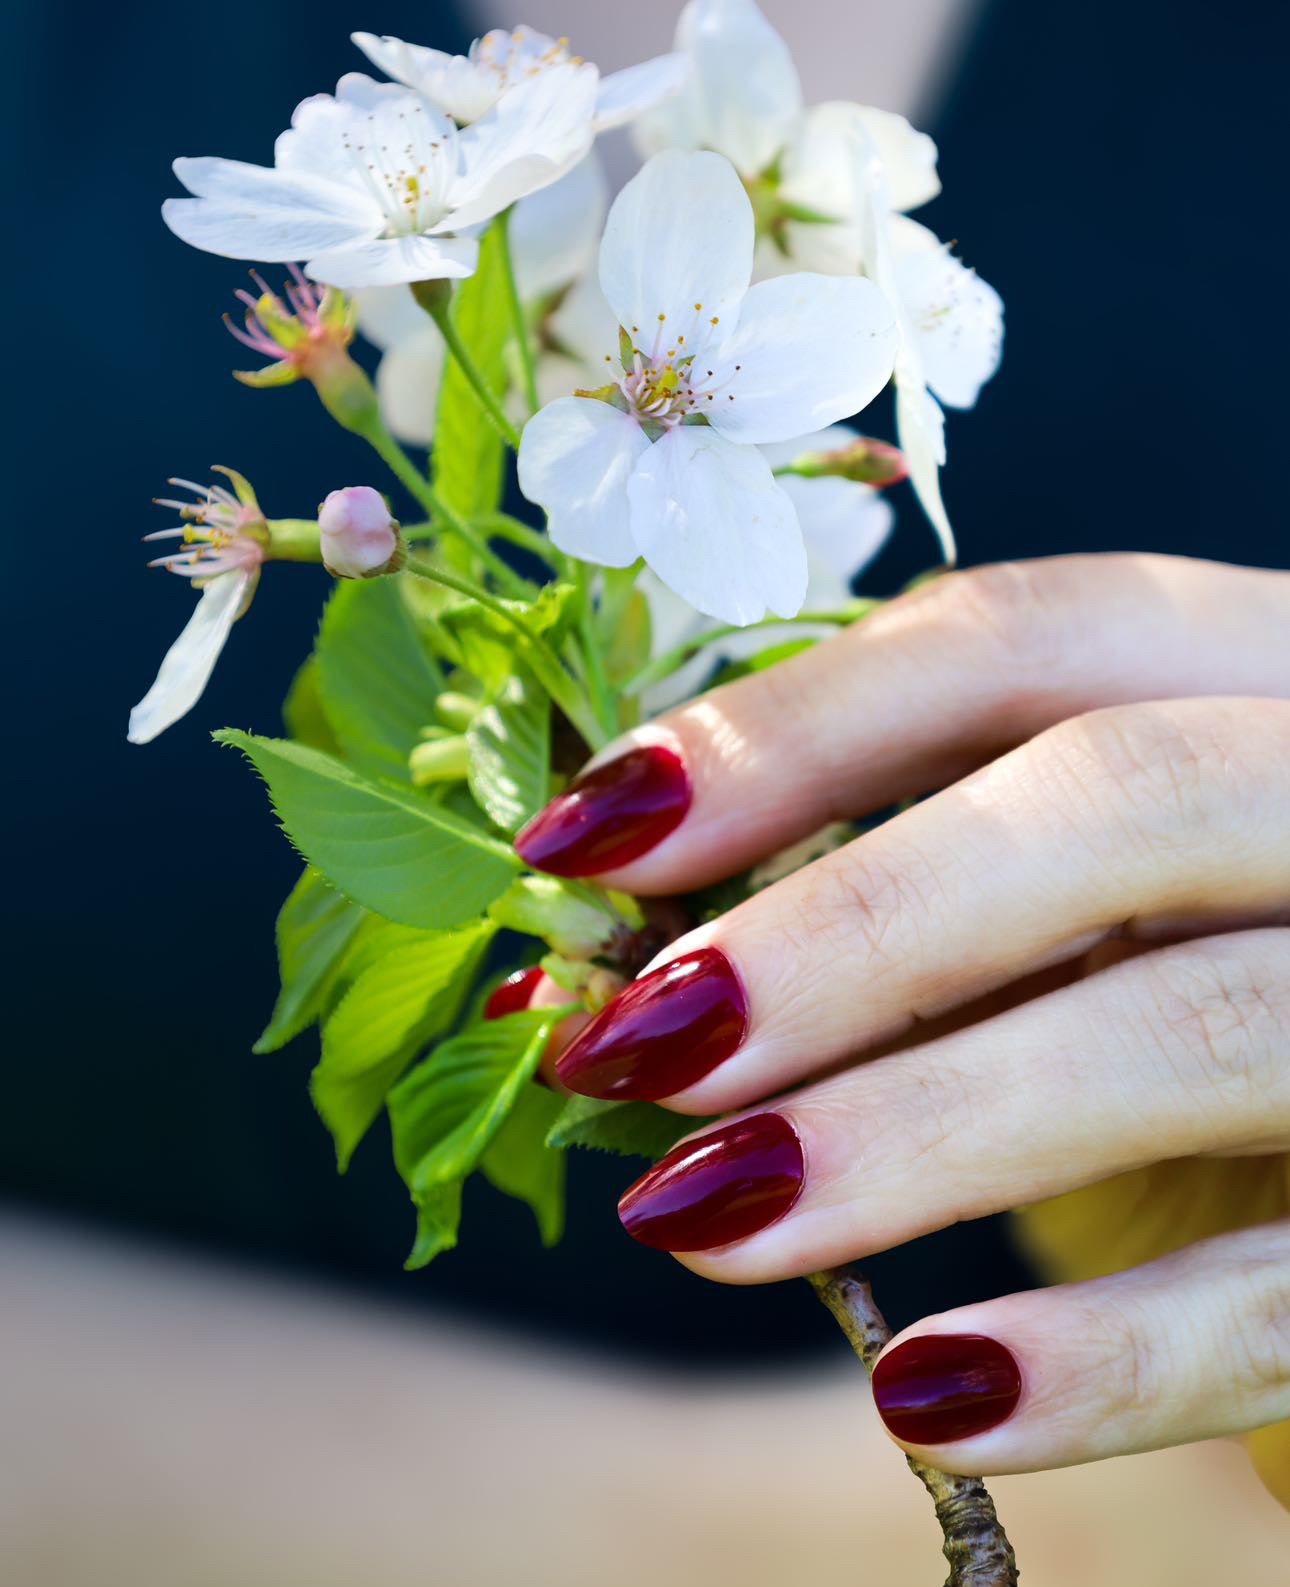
[807,1266,1019,1587]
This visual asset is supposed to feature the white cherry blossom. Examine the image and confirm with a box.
[856,145,1004,563]
[162,68,598,289]
[128,473,267,745]
[517,151,898,625]
[354,155,610,444]
[635,0,939,274]
[351,24,685,131]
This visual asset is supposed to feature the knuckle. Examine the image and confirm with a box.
[928,560,1067,675]
[787,841,945,986]
[1230,1260,1290,1400]
[1042,703,1237,847]
[1138,937,1290,1119]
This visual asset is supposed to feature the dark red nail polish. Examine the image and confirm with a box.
[872,1335,1022,1445]
[483,965,544,1020]
[618,1112,803,1251]
[514,744,691,876]
[555,947,747,1100]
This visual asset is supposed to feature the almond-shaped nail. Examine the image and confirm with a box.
[483,965,544,1020]
[556,947,747,1100]
[872,1335,1023,1444]
[618,1113,804,1251]
[514,744,690,876]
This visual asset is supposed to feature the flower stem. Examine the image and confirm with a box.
[498,208,541,418]
[357,418,531,598]
[807,1267,1019,1587]
[412,280,523,451]
[621,601,881,696]
[573,562,619,741]
[405,556,608,753]
[477,512,559,568]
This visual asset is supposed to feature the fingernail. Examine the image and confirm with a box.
[514,744,691,876]
[872,1335,1023,1445]
[555,947,747,1100]
[483,965,544,1020]
[618,1112,803,1251]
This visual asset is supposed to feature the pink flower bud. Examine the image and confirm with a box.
[318,487,402,579]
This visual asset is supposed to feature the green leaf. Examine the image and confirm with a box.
[466,673,550,831]
[388,1013,558,1266]
[546,1095,710,1161]
[437,583,575,697]
[313,919,496,1168]
[254,867,366,1054]
[481,1083,566,1246]
[391,1012,556,1194]
[430,223,511,524]
[315,576,445,782]
[214,730,519,928]
[282,656,341,755]
[407,1181,463,1269]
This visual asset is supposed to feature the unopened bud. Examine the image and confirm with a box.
[783,436,907,487]
[318,486,403,579]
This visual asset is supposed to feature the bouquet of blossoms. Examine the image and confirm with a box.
[132,3,1008,1580]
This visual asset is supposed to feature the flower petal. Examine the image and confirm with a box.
[353,284,426,351]
[786,102,940,220]
[599,150,753,359]
[164,157,377,261]
[706,273,897,445]
[627,426,807,625]
[758,425,860,471]
[776,473,893,587]
[593,54,688,131]
[652,0,801,177]
[517,398,645,566]
[450,65,598,230]
[305,233,478,289]
[548,269,619,369]
[127,570,252,745]
[509,155,608,302]
[893,218,1004,409]
[374,324,446,446]
[897,379,954,563]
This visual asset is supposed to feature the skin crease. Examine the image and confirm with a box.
[523,554,1290,1487]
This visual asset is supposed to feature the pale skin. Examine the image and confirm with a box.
[539,553,1290,1478]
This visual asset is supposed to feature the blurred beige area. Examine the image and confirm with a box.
[2,1214,1286,1587]
[482,0,984,123]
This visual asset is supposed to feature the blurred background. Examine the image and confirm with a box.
[5,0,1288,1581]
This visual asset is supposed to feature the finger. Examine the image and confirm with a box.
[554,697,1290,1110]
[609,929,1290,1279]
[512,555,1290,890]
[864,1220,1290,1472]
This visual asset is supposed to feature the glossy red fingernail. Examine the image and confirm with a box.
[514,744,690,876]
[483,965,544,1020]
[555,947,747,1100]
[618,1113,803,1251]
[872,1335,1022,1444]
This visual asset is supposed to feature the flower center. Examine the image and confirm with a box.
[471,26,582,87]
[340,103,452,236]
[610,309,741,431]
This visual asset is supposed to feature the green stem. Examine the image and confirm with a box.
[498,209,541,418]
[358,420,531,598]
[406,556,607,753]
[477,512,559,568]
[414,283,523,451]
[574,563,618,740]
[621,601,881,696]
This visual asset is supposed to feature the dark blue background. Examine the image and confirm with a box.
[7,0,1286,1360]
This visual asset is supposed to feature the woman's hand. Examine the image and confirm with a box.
[518,552,1290,1480]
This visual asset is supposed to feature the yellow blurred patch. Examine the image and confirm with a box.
[1013,1155,1290,1511]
